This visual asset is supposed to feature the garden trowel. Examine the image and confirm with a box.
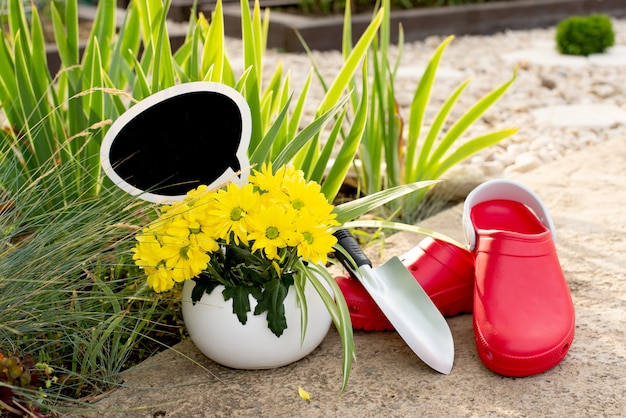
[334,229,454,374]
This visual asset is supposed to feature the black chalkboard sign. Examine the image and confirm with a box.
[101,82,251,203]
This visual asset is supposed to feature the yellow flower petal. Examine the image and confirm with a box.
[298,386,311,402]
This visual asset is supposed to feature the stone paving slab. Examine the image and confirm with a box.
[88,137,626,417]
[531,104,626,128]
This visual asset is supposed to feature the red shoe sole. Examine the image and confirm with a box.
[474,313,575,377]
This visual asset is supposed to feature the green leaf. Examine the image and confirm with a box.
[317,8,383,114]
[207,0,226,82]
[320,58,369,201]
[310,109,346,184]
[28,4,49,83]
[109,2,141,87]
[427,67,518,167]
[333,181,439,224]
[89,0,117,62]
[253,276,293,337]
[152,1,176,91]
[272,98,347,169]
[303,262,355,393]
[292,269,308,346]
[249,96,292,165]
[222,285,256,325]
[51,1,76,68]
[82,39,105,124]
[341,0,352,59]
[409,78,470,182]
[341,219,464,248]
[288,71,313,140]
[406,35,454,179]
[13,33,55,170]
[130,54,151,100]
[190,276,220,304]
[240,0,264,150]
[430,127,519,179]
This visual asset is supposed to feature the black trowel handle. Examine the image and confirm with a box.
[333,229,372,280]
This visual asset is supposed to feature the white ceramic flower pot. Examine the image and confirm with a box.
[181,279,332,369]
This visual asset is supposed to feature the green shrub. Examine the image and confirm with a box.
[556,14,615,56]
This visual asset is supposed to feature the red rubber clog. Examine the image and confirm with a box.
[401,237,475,317]
[335,237,475,331]
[335,274,394,331]
[463,179,575,377]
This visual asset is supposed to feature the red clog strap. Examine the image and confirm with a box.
[463,179,556,251]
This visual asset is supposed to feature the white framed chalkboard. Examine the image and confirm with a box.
[100,82,251,203]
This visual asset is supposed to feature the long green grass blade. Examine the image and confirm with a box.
[262,62,283,116]
[317,8,383,114]
[91,0,117,61]
[28,5,49,83]
[383,81,402,187]
[51,2,74,68]
[430,128,519,179]
[407,35,454,176]
[239,0,264,152]
[202,0,225,82]
[292,268,308,346]
[13,34,55,170]
[273,75,291,156]
[409,78,470,181]
[8,0,30,44]
[66,0,80,65]
[249,97,292,165]
[341,219,464,248]
[0,37,18,121]
[109,2,141,87]
[342,0,352,59]
[252,0,265,86]
[305,262,354,393]
[273,99,347,169]
[83,43,105,122]
[287,70,312,140]
[428,67,518,165]
[333,181,439,224]
[310,109,346,184]
[153,1,176,91]
[131,54,151,100]
[320,60,369,201]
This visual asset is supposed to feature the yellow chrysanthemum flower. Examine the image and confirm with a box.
[248,205,298,260]
[184,186,218,224]
[294,214,337,264]
[190,229,220,254]
[281,165,307,189]
[134,163,340,296]
[132,232,163,267]
[145,265,175,293]
[285,181,336,221]
[206,183,259,244]
[250,162,284,192]
[157,216,210,281]
[185,184,211,201]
